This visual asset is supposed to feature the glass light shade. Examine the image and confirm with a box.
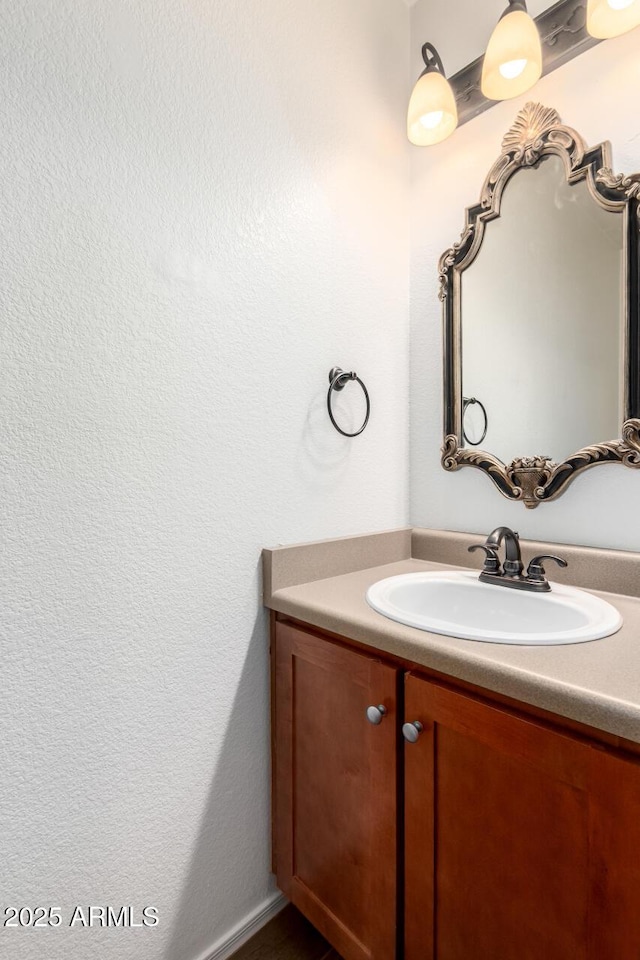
[407,70,458,146]
[587,0,640,37]
[481,9,542,100]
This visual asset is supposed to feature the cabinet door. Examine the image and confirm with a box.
[274,621,398,960]
[404,673,640,960]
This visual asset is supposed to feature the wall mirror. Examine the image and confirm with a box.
[439,102,640,508]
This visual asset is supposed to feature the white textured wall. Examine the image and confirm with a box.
[0,2,409,959]
[410,0,640,549]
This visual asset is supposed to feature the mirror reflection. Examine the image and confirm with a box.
[461,154,624,465]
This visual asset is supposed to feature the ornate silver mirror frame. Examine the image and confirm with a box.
[440,102,640,509]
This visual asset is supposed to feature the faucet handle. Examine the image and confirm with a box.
[468,543,501,574]
[526,554,568,583]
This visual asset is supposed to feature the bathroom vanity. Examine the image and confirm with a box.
[265,529,640,960]
[264,101,640,960]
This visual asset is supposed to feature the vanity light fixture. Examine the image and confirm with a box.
[586,0,640,37]
[407,43,458,146]
[481,0,542,100]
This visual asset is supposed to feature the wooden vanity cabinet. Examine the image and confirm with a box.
[273,620,399,960]
[272,617,640,960]
[404,673,640,960]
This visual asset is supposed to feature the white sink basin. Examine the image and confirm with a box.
[366,571,622,645]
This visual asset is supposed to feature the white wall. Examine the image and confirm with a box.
[0,3,410,959]
[409,0,640,550]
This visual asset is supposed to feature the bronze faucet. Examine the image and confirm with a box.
[468,526,567,593]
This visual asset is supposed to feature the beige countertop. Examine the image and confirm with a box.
[264,529,640,744]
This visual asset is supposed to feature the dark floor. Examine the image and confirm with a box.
[231,905,342,960]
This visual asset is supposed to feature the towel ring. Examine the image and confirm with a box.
[327,367,370,437]
[462,396,488,446]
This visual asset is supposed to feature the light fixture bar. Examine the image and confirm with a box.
[448,0,601,128]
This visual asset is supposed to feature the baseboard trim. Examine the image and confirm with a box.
[195,892,288,960]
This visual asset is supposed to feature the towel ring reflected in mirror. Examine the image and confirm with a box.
[462,397,488,446]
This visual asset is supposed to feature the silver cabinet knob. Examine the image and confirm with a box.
[402,721,424,743]
[366,704,387,725]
